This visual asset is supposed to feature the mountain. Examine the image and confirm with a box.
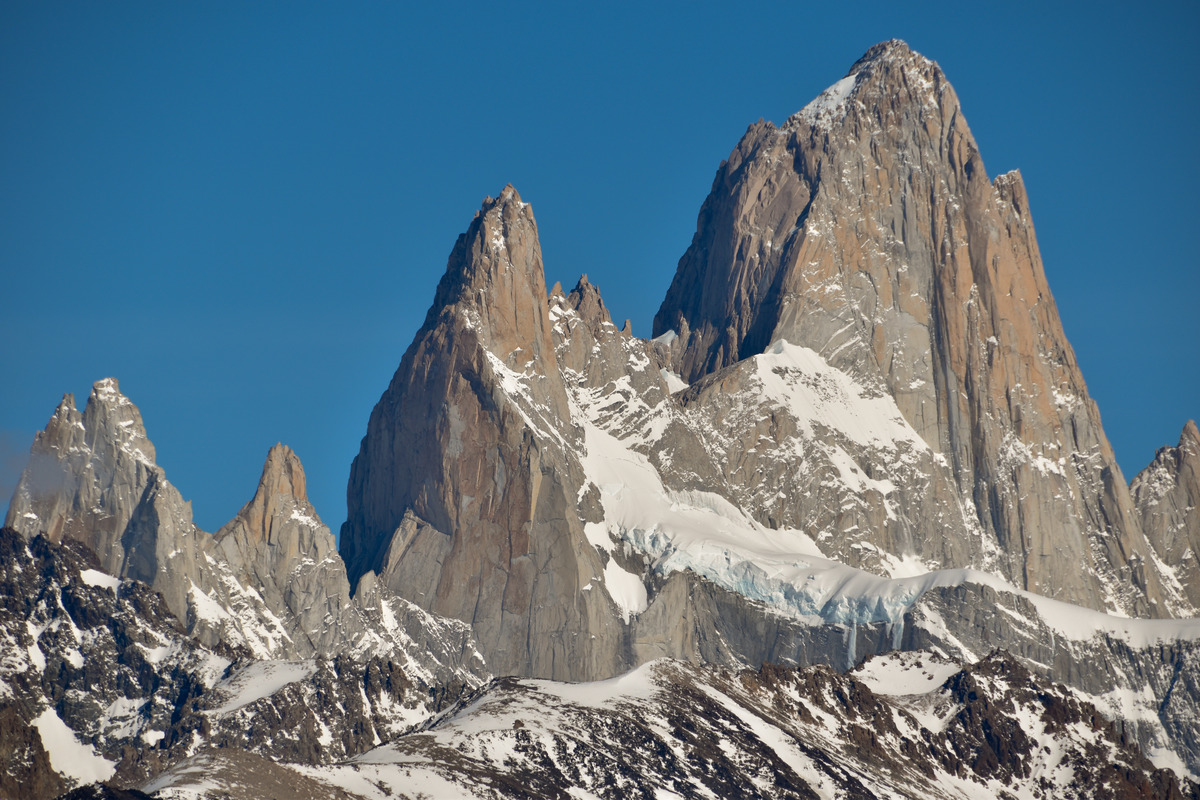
[653,39,1180,619]
[336,39,1200,768]
[3,38,1198,798]
[340,187,625,681]
[132,652,1197,800]
[0,524,481,795]
[3,383,489,797]
[5,380,486,673]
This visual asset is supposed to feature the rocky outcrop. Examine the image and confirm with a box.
[0,519,487,799]
[653,40,1180,618]
[1135,421,1200,612]
[141,654,1197,800]
[0,526,236,799]
[211,444,367,658]
[6,379,212,627]
[341,187,627,681]
[7,383,492,686]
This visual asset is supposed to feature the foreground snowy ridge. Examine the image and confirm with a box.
[145,653,1193,799]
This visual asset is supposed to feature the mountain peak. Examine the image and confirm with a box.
[1183,419,1199,446]
[91,377,128,405]
[258,443,309,506]
[82,377,155,466]
[850,39,916,69]
[421,185,550,362]
[1178,420,1200,460]
[784,40,947,137]
[223,443,318,544]
[566,273,613,328]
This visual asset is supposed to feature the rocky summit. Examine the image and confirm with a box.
[4,40,1199,799]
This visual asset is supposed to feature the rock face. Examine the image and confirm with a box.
[652,39,1180,619]
[6,379,213,624]
[211,443,367,658]
[1134,421,1200,612]
[341,186,626,681]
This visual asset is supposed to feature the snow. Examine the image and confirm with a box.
[208,660,318,715]
[753,340,927,453]
[697,682,840,799]
[659,368,688,393]
[289,508,321,527]
[793,74,859,130]
[522,659,664,708]
[580,383,1200,647]
[80,568,120,591]
[293,761,465,800]
[188,575,293,660]
[140,641,177,664]
[852,651,959,696]
[999,432,1065,477]
[483,350,570,449]
[100,697,148,740]
[188,582,231,626]
[603,559,648,622]
[33,707,116,783]
[63,647,83,669]
[27,620,45,671]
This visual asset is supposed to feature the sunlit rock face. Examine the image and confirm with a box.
[654,39,1183,619]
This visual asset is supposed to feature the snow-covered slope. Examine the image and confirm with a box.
[143,654,1195,799]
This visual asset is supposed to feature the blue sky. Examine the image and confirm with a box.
[2,1,1197,534]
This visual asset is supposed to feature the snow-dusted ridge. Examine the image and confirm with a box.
[149,652,1193,799]
[579,341,1200,649]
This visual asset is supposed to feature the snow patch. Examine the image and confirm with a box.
[852,651,959,696]
[659,368,688,394]
[80,568,120,591]
[33,707,116,783]
[209,660,318,715]
[793,74,859,131]
[602,560,648,622]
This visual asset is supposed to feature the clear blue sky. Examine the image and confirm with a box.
[2,1,1197,534]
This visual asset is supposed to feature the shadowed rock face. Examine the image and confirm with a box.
[1134,421,1200,610]
[653,39,1179,618]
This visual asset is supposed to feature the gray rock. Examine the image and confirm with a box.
[1134,421,1200,611]
[6,382,490,685]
